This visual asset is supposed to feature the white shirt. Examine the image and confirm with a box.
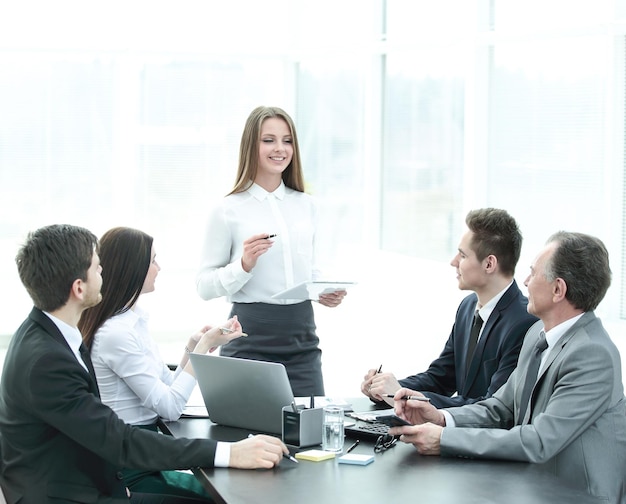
[539,313,583,371]
[44,312,88,372]
[90,305,196,424]
[474,281,514,344]
[196,182,321,304]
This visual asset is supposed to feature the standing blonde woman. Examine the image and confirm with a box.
[196,106,346,396]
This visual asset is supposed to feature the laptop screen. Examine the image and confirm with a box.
[189,353,295,435]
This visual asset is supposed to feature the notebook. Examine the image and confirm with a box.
[188,353,295,435]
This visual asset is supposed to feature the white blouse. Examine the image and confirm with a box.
[196,182,321,304]
[90,306,196,424]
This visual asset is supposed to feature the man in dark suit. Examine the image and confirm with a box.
[0,224,289,504]
[362,208,538,408]
[389,231,626,503]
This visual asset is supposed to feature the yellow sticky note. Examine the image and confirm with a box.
[295,449,336,462]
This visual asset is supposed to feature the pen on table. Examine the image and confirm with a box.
[383,394,431,402]
[219,327,248,337]
[248,434,298,463]
[346,440,360,453]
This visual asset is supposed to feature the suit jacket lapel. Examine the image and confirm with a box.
[535,313,591,383]
[29,307,101,395]
[526,313,593,421]
[463,282,518,389]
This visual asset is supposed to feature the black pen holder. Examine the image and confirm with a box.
[282,406,323,447]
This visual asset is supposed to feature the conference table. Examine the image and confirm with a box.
[160,398,601,504]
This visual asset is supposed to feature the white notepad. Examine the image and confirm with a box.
[338,454,375,466]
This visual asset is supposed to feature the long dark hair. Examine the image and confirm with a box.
[78,227,153,349]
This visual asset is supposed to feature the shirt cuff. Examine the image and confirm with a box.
[214,442,231,467]
[171,370,197,402]
[442,410,456,427]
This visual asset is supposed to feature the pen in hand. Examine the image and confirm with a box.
[220,327,248,337]
[384,394,431,402]
[247,434,298,463]
[377,364,382,374]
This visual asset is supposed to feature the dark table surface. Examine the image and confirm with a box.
[161,398,601,504]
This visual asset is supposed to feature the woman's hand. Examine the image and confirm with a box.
[318,290,347,308]
[241,233,275,273]
[193,316,246,354]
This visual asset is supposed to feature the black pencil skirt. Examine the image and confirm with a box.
[221,301,325,396]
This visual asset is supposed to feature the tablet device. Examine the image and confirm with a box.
[271,281,356,300]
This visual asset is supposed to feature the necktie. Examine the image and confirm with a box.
[465,311,484,372]
[517,331,549,424]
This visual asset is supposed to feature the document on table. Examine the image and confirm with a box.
[181,385,209,418]
[295,396,353,412]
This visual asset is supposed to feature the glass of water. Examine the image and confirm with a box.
[322,406,344,452]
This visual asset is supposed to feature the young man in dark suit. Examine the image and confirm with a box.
[0,224,289,504]
[362,208,538,408]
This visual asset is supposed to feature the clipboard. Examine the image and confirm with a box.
[271,281,356,301]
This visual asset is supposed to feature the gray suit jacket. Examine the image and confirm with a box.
[442,312,626,503]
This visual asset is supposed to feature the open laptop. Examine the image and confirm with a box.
[188,353,295,435]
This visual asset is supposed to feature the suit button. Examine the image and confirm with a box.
[116,471,124,480]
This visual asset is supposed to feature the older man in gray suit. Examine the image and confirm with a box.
[388,231,626,504]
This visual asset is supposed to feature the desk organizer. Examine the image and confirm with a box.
[282,406,323,447]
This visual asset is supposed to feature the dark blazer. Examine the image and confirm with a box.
[0,308,218,504]
[399,281,538,408]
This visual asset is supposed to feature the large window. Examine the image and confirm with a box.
[1,2,626,380]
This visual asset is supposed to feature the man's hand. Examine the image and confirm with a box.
[229,435,289,469]
[361,370,402,404]
[388,423,443,455]
[392,388,446,426]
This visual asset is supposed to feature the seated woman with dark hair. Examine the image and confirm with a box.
[79,226,245,500]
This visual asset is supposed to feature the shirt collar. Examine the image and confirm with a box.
[476,280,514,322]
[114,305,148,326]
[44,311,83,350]
[543,313,585,349]
[248,181,286,201]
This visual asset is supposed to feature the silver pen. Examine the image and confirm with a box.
[383,394,430,402]
[220,327,248,337]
